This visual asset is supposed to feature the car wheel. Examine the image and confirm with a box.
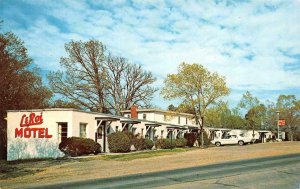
[238,140,244,146]
[215,142,221,147]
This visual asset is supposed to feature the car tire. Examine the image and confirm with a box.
[215,142,221,147]
[238,140,244,146]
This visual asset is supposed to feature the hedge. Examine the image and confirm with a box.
[133,138,154,150]
[155,138,176,149]
[108,132,131,153]
[59,137,101,157]
[144,138,154,149]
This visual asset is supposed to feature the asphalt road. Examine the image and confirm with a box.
[31,153,300,189]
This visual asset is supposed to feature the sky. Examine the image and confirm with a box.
[1,0,300,109]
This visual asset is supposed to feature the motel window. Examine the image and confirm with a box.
[80,123,87,138]
[141,128,144,136]
[116,126,119,131]
[127,114,130,118]
[186,118,188,125]
[143,114,146,120]
[178,116,180,124]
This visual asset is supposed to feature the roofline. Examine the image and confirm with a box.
[121,108,194,117]
[7,108,127,119]
[7,108,197,128]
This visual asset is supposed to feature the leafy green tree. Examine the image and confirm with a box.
[276,95,300,141]
[161,63,230,147]
[205,102,245,129]
[238,91,260,110]
[48,40,157,115]
[264,100,277,131]
[239,91,267,138]
[167,104,177,111]
[0,30,51,159]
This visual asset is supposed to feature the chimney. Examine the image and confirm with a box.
[131,105,138,119]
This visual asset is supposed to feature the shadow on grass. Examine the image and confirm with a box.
[100,147,197,161]
[0,158,72,179]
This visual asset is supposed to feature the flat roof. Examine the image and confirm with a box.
[121,108,194,117]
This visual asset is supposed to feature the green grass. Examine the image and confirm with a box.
[100,148,196,161]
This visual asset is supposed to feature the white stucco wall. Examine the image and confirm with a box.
[7,110,72,161]
[123,111,194,126]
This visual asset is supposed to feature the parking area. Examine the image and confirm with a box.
[1,142,300,188]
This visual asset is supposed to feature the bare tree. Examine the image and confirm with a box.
[49,40,108,112]
[106,55,157,115]
[48,40,157,114]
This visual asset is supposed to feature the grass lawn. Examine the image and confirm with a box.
[99,148,196,161]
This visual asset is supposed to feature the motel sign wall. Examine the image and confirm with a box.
[16,113,52,138]
[7,110,66,161]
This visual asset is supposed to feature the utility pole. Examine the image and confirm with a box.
[276,110,280,139]
[201,116,204,148]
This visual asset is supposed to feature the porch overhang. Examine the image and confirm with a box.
[120,120,141,125]
[208,128,231,131]
[145,123,161,127]
[95,117,120,121]
[184,125,199,129]
[167,126,186,130]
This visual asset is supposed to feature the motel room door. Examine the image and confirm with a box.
[96,121,107,153]
[58,123,68,143]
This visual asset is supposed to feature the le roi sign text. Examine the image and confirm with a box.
[15,112,52,138]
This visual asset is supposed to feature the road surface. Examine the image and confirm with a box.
[30,153,300,189]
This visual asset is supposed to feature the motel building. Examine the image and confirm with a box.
[6,106,275,161]
[6,106,199,161]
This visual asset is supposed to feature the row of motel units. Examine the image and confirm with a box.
[6,106,199,161]
[6,106,274,161]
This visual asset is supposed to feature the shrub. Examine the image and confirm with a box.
[293,132,300,141]
[155,138,176,149]
[132,138,153,150]
[175,138,187,148]
[184,133,197,147]
[197,131,211,146]
[108,132,131,153]
[132,138,145,150]
[59,137,101,157]
[123,131,136,143]
[144,139,154,150]
[266,138,274,142]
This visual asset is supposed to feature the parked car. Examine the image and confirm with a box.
[211,135,253,147]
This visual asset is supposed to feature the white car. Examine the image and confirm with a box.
[211,135,253,147]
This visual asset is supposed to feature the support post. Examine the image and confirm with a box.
[171,129,173,150]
